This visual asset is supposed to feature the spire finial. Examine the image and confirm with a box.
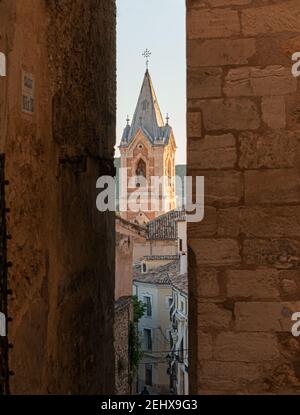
[126,115,130,125]
[166,113,170,126]
[142,48,152,70]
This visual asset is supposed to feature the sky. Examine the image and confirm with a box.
[116,0,186,165]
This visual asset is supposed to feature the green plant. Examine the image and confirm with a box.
[132,295,146,322]
[128,296,146,380]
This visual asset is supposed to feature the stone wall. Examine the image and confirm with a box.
[114,296,132,395]
[115,217,146,300]
[187,0,300,394]
[0,0,116,394]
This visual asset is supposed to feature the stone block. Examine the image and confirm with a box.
[285,93,300,131]
[202,170,244,205]
[262,96,286,129]
[188,206,217,237]
[189,134,237,169]
[188,8,240,39]
[200,98,260,131]
[208,0,251,6]
[190,238,241,266]
[188,38,256,67]
[200,361,262,391]
[224,66,296,97]
[227,269,280,299]
[217,207,240,237]
[198,331,213,361]
[242,1,300,36]
[240,206,300,238]
[188,68,222,99]
[187,112,202,138]
[214,332,280,362]
[235,301,300,332]
[197,268,220,298]
[243,238,300,269]
[244,169,300,205]
[239,131,296,169]
[251,66,297,96]
[198,302,232,329]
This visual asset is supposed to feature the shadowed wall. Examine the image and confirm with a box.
[187,0,300,394]
[0,0,116,394]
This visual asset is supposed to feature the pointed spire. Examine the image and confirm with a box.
[120,69,175,148]
[126,70,165,143]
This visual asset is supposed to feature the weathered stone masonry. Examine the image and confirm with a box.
[0,0,116,394]
[187,0,300,394]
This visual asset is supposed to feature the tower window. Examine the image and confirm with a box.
[136,158,146,178]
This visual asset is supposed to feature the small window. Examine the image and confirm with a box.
[143,296,152,317]
[144,329,152,351]
[145,363,152,386]
[180,301,184,312]
[136,158,146,178]
[179,238,183,252]
[179,339,184,363]
[142,263,147,273]
[165,296,172,309]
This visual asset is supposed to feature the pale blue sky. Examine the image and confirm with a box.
[116,0,186,164]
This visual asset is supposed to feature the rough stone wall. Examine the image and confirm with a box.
[115,218,146,300]
[114,297,132,395]
[0,0,116,394]
[187,0,300,394]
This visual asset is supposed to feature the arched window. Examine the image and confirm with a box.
[136,158,146,178]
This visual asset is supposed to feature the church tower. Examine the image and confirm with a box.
[119,69,177,224]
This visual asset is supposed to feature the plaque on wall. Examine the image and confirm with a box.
[22,70,34,114]
[0,52,6,77]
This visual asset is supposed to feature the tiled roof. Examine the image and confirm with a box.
[116,215,147,237]
[114,296,132,311]
[170,273,188,295]
[133,260,180,285]
[147,209,186,240]
[144,255,179,261]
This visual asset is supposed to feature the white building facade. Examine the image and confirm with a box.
[133,271,173,394]
[169,274,188,395]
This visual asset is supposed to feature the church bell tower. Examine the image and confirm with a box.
[119,66,177,224]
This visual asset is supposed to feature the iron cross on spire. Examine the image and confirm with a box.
[142,49,152,70]
[166,113,170,125]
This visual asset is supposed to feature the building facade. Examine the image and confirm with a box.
[169,273,188,395]
[133,263,175,394]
